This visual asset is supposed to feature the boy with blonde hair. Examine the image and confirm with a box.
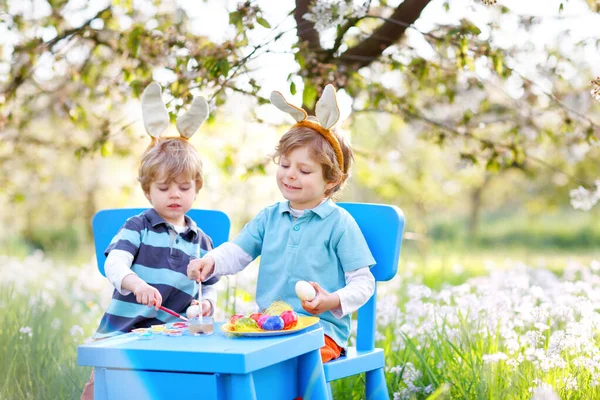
[82,83,217,399]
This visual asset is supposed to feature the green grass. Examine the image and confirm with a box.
[428,209,600,250]
[2,216,600,399]
[399,238,600,289]
[0,286,96,400]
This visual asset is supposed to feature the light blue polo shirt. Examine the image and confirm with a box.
[233,199,375,349]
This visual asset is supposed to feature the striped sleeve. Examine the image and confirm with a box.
[105,216,144,257]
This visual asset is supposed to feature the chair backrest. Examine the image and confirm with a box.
[337,202,405,351]
[92,208,231,276]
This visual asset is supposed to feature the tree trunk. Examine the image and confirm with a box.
[467,175,492,238]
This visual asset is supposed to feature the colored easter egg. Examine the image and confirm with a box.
[280,310,298,329]
[234,317,259,332]
[262,316,285,331]
[295,281,316,301]
[186,305,201,319]
[229,314,244,325]
[257,314,270,328]
[249,313,262,324]
[264,301,293,316]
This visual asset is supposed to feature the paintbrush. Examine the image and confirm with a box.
[154,302,188,321]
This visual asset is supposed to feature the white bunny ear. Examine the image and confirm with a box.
[315,84,340,129]
[270,91,307,122]
[142,83,170,138]
[176,96,209,139]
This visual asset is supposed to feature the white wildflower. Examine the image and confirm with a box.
[51,318,61,330]
[482,0,497,5]
[19,326,33,338]
[70,325,84,337]
[482,352,508,363]
[401,362,423,385]
[507,354,524,368]
[531,384,560,400]
[534,322,549,331]
[563,376,578,391]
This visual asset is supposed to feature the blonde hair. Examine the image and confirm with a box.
[273,126,353,198]
[138,138,203,194]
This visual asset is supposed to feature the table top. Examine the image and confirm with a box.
[78,322,325,374]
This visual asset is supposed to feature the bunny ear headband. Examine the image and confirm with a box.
[270,84,345,173]
[141,82,209,143]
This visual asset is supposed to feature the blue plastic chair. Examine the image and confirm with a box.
[324,203,405,400]
[92,208,230,276]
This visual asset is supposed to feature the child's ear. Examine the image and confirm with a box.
[144,191,151,202]
[325,179,340,191]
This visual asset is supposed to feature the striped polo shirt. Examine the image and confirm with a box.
[94,209,217,338]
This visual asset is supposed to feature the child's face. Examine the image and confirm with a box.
[145,173,197,226]
[276,146,337,210]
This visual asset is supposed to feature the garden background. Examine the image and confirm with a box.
[2,0,600,398]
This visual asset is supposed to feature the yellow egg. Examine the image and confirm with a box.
[295,280,316,301]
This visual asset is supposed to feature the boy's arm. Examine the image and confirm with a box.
[330,267,375,318]
[104,250,136,295]
[120,273,162,309]
[301,267,375,317]
[200,283,217,316]
[189,208,267,282]
[207,242,254,277]
[188,243,255,282]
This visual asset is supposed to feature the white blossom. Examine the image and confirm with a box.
[303,0,369,32]
[569,181,600,211]
[591,77,600,102]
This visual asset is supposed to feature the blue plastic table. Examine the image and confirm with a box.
[78,322,327,400]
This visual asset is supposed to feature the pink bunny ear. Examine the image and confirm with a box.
[270,91,308,122]
[141,83,169,138]
[315,84,340,129]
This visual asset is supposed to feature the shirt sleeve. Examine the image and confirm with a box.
[231,209,267,260]
[104,216,144,257]
[196,231,220,285]
[330,266,375,318]
[201,282,217,316]
[335,215,376,272]
[206,242,254,278]
[104,249,136,295]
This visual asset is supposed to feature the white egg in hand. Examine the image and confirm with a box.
[186,304,201,319]
[295,280,316,301]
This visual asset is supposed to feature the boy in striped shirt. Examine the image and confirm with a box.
[93,137,217,339]
[82,83,216,400]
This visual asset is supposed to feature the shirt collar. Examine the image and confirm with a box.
[277,199,336,219]
[145,208,199,237]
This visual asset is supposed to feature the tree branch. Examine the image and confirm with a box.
[339,0,433,68]
[294,0,322,51]
[2,6,110,101]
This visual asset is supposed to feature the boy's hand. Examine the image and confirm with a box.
[133,282,162,310]
[190,299,213,316]
[202,300,212,316]
[301,282,340,315]
[187,256,215,282]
